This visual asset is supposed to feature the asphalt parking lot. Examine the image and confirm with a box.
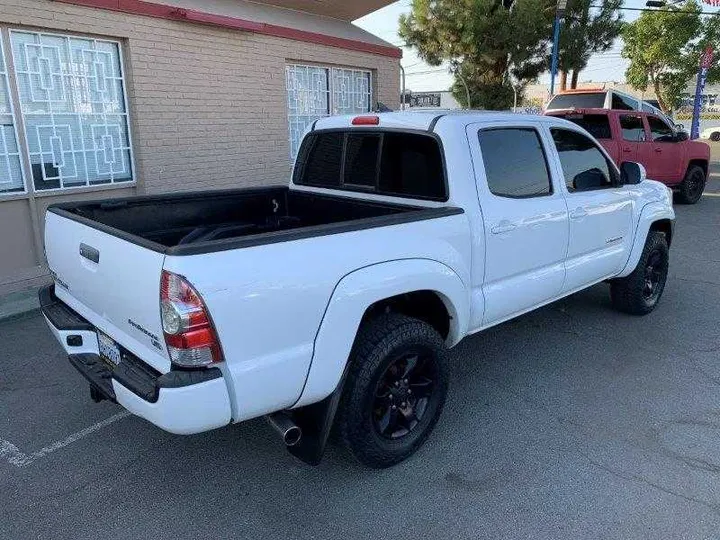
[2,154,720,540]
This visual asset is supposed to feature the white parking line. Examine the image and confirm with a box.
[0,411,131,468]
[703,192,720,197]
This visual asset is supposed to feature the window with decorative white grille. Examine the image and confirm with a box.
[286,64,372,158]
[8,31,134,192]
[0,39,25,195]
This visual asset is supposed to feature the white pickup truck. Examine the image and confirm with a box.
[41,112,675,468]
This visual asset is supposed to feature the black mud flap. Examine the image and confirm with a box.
[286,365,350,466]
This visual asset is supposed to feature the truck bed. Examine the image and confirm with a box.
[49,187,462,256]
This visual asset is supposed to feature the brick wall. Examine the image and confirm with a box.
[0,0,401,194]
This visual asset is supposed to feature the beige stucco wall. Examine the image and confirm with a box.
[0,0,401,293]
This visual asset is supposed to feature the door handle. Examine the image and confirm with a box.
[622,147,632,153]
[654,148,662,153]
[570,208,588,220]
[491,221,517,234]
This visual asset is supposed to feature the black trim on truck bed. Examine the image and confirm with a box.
[39,284,94,331]
[48,187,465,257]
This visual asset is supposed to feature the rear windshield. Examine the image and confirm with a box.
[554,113,611,140]
[294,131,447,201]
[546,92,605,110]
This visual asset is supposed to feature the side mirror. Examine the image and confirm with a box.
[675,131,689,142]
[621,161,646,185]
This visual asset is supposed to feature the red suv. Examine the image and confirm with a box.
[546,108,710,204]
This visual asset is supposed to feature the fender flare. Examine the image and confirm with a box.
[293,258,469,408]
[617,202,675,278]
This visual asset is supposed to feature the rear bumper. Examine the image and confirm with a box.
[40,285,232,435]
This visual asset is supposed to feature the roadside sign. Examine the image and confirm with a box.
[692,46,714,140]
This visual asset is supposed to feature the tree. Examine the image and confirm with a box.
[399,0,556,110]
[556,0,624,90]
[622,0,720,112]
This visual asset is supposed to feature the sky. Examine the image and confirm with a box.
[354,0,720,92]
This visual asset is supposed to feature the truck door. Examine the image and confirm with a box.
[617,113,645,165]
[467,123,569,325]
[548,127,634,292]
[646,114,684,183]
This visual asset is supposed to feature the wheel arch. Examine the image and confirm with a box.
[688,158,709,177]
[617,202,675,278]
[292,259,469,408]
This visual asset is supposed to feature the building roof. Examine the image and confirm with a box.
[164,0,397,48]
[62,0,401,58]
[249,0,395,21]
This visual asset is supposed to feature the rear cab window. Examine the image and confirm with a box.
[294,131,447,201]
[546,92,605,110]
[554,113,611,140]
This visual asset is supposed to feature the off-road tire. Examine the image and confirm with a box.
[336,313,449,469]
[676,165,706,205]
[610,231,669,316]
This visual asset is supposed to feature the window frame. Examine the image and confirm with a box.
[0,34,27,196]
[7,29,136,194]
[477,126,554,200]
[293,127,449,202]
[619,113,646,142]
[286,63,373,159]
[611,91,639,111]
[646,114,675,143]
[550,126,621,194]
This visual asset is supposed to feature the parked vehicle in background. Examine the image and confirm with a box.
[40,111,675,469]
[700,126,720,141]
[546,88,676,128]
[546,108,710,204]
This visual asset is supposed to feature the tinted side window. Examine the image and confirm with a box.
[611,93,638,111]
[648,116,674,142]
[378,133,446,200]
[619,115,646,142]
[551,128,617,192]
[478,128,552,198]
[561,114,611,139]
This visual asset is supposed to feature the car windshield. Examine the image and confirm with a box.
[546,92,605,110]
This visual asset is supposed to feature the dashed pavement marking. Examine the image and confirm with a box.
[0,411,131,468]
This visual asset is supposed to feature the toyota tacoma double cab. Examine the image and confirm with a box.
[41,112,675,468]
[545,108,710,204]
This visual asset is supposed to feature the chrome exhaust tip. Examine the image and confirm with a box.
[266,413,302,447]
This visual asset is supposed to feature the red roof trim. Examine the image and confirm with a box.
[52,0,403,58]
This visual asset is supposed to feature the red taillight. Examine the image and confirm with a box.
[160,270,223,367]
[352,115,380,126]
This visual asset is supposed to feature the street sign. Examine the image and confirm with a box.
[410,93,442,108]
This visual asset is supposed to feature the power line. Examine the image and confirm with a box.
[405,68,451,76]
[589,4,720,15]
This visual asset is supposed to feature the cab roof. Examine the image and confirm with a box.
[313,110,560,132]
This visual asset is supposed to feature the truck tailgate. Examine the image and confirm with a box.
[45,211,171,373]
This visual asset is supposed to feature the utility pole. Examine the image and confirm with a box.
[549,0,568,96]
[456,70,472,109]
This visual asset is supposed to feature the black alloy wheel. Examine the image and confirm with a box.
[372,349,438,440]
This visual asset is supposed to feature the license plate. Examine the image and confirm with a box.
[97,331,122,366]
